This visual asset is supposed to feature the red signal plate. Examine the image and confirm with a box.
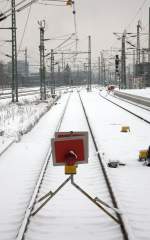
[51,133,88,166]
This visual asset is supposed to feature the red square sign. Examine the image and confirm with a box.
[51,132,88,166]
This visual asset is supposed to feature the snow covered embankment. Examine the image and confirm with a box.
[0,95,60,154]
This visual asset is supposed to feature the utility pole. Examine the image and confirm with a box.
[61,52,64,71]
[100,52,106,86]
[136,20,141,64]
[100,52,103,85]
[11,0,18,102]
[142,49,145,63]
[98,56,101,85]
[133,49,136,88]
[51,49,55,95]
[39,20,46,100]
[57,63,60,87]
[61,52,64,86]
[87,35,92,91]
[25,48,28,83]
[121,31,126,89]
[148,8,150,62]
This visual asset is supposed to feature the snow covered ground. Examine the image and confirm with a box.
[24,91,123,240]
[81,89,150,240]
[0,94,68,240]
[0,87,150,240]
[100,90,150,122]
[0,94,60,157]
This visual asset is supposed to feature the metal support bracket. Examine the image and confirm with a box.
[31,175,71,216]
[31,175,120,224]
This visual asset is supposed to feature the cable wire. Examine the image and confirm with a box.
[17,3,32,54]
[126,0,149,30]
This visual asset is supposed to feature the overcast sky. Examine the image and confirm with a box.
[0,0,150,69]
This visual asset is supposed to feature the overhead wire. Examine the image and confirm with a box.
[38,2,66,6]
[0,0,38,21]
[59,38,76,50]
[54,33,75,50]
[17,2,32,53]
[125,0,149,30]
[105,0,150,56]
[0,0,29,15]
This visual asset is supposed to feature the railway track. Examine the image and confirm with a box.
[113,92,150,112]
[114,91,150,109]
[0,86,73,100]
[0,89,41,100]
[16,94,71,240]
[16,91,130,240]
[83,90,150,240]
[99,92,150,125]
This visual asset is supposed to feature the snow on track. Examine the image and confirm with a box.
[0,94,69,240]
[1,89,150,240]
[101,91,150,122]
[24,91,123,240]
[81,90,150,240]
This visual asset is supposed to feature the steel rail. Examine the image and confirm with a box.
[0,87,71,100]
[0,140,15,157]
[100,93,150,125]
[16,94,71,240]
[16,91,130,240]
[112,94,150,112]
[113,91,150,109]
[78,92,129,240]
[0,89,41,99]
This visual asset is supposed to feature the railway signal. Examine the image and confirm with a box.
[115,54,120,74]
[51,131,88,173]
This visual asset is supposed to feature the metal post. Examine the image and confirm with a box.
[61,53,64,86]
[136,20,141,64]
[88,35,92,91]
[100,52,104,86]
[132,50,136,89]
[51,49,54,95]
[25,48,28,84]
[142,49,145,63]
[103,59,106,86]
[61,53,64,71]
[98,56,101,85]
[11,0,18,102]
[121,31,126,89]
[148,8,150,62]
[39,20,46,100]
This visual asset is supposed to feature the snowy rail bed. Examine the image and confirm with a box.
[0,90,150,240]
[22,91,128,240]
[81,90,150,240]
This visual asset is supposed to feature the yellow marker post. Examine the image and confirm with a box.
[121,126,130,132]
[65,165,77,175]
[139,150,148,161]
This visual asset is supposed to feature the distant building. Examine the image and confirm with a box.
[7,60,29,77]
[6,60,29,86]
[127,75,144,89]
[135,63,150,87]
